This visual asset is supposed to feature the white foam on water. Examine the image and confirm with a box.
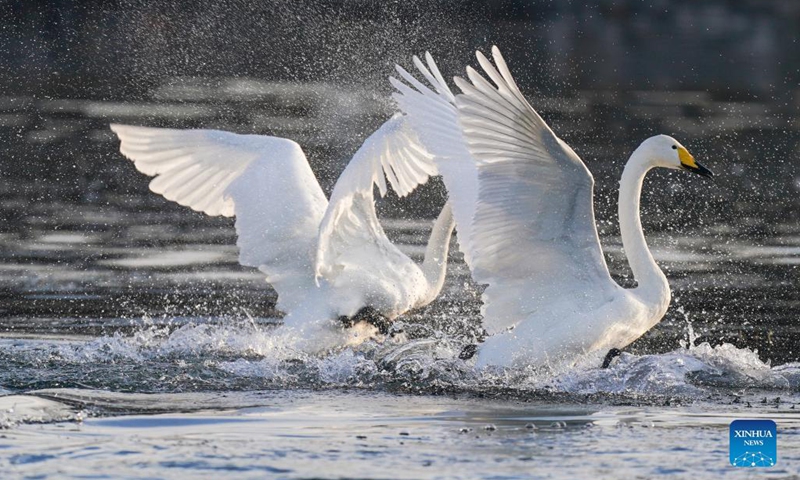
[52,320,296,363]
[3,319,800,403]
[546,342,792,397]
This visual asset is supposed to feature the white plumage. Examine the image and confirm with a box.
[111,114,455,352]
[393,47,713,369]
[390,53,479,268]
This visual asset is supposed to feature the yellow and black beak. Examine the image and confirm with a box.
[678,146,713,178]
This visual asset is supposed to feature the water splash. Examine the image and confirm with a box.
[676,305,699,350]
[2,319,799,406]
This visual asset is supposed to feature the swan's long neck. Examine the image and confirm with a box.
[618,152,670,308]
[419,202,455,306]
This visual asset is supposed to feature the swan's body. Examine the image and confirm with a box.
[111,115,455,352]
[393,47,712,369]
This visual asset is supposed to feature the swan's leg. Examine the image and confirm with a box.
[339,307,391,335]
[458,329,488,360]
[601,348,622,368]
[459,344,478,360]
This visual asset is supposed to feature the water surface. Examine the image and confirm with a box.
[1,85,799,477]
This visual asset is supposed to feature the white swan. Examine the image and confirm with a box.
[393,46,713,369]
[110,116,455,352]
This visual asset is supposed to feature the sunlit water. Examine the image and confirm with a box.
[2,84,800,477]
[3,214,800,477]
[2,335,800,478]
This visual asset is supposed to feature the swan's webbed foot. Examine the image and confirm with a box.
[601,348,623,368]
[459,344,478,360]
[339,306,391,335]
[457,329,488,360]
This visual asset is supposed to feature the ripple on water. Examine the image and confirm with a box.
[2,323,800,477]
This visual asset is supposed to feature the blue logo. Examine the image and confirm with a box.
[730,419,777,467]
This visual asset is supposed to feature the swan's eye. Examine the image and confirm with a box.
[671,145,677,150]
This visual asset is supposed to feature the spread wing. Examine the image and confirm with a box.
[390,52,479,267]
[111,124,327,313]
[314,114,437,283]
[453,47,615,334]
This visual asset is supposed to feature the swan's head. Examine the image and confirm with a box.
[639,134,713,178]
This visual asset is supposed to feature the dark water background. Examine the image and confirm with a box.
[1,3,800,477]
[0,0,798,416]
[1,74,798,372]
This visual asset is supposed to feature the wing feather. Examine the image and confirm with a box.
[391,54,479,267]
[314,114,437,282]
[453,47,615,334]
[111,124,328,313]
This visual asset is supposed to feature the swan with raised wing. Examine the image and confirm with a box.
[110,115,455,353]
[392,47,713,369]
